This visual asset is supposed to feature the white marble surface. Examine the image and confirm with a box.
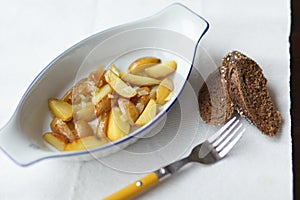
[0,0,291,199]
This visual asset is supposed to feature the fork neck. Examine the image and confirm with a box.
[154,157,190,181]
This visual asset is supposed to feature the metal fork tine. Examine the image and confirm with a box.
[207,116,238,144]
[218,127,245,158]
[215,122,242,152]
[212,119,240,148]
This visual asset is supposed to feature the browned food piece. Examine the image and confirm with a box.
[50,117,77,141]
[95,95,112,117]
[62,76,101,105]
[72,78,96,104]
[88,69,106,88]
[128,57,161,75]
[118,98,140,125]
[104,70,137,98]
[222,51,281,136]
[198,68,234,125]
[62,88,73,104]
[131,87,151,114]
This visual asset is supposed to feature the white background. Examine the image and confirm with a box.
[0,0,291,199]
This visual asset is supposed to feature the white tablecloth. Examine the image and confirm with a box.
[0,0,292,199]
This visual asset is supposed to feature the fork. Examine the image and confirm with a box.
[103,116,245,200]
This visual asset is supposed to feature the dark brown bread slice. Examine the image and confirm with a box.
[198,68,234,125]
[222,51,281,136]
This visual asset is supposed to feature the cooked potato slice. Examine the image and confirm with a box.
[50,117,77,141]
[128,57,161,75]
[149,86,157,100]
[43,132,68,151]
[131,87,151,114]
[118,98,140,125]
[109,64,121,76]
[119,72,160,86]
[107,107,130,141]
[145,60,177,79]
[96,112,109,138]
[64,136,107,151]
[111,106,130,133]
[92,84,113,105]
[74,120,94,138]
[135,99,157,126]
[156,78,174,105]
[48,99,73,121]
[95,95,112,117]
[104,70,137,98]
[73,102,96,122]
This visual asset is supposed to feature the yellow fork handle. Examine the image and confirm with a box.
[103,172,159,200]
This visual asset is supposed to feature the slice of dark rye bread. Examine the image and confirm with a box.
[198,51,281,136]
[198,68,234,125]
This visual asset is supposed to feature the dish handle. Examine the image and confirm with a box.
[146,3,209,43]
[0,117,53,166]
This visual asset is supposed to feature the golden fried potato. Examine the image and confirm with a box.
[43,132,68,151]
[145,60,177,79]
[156,78,174,105]
[128,57,161,75]
[107,107,130,141]
[88,68,106,88]
[119,72,160,86]
[104,70,137,98]
[95,95,112,117]
[118,98,140,125]
[135,98,157,126]
[131,87,151,113]
[50,117,77,141]
[64,136,107,151]
[92,84,113,105]
[48,99,73,121]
